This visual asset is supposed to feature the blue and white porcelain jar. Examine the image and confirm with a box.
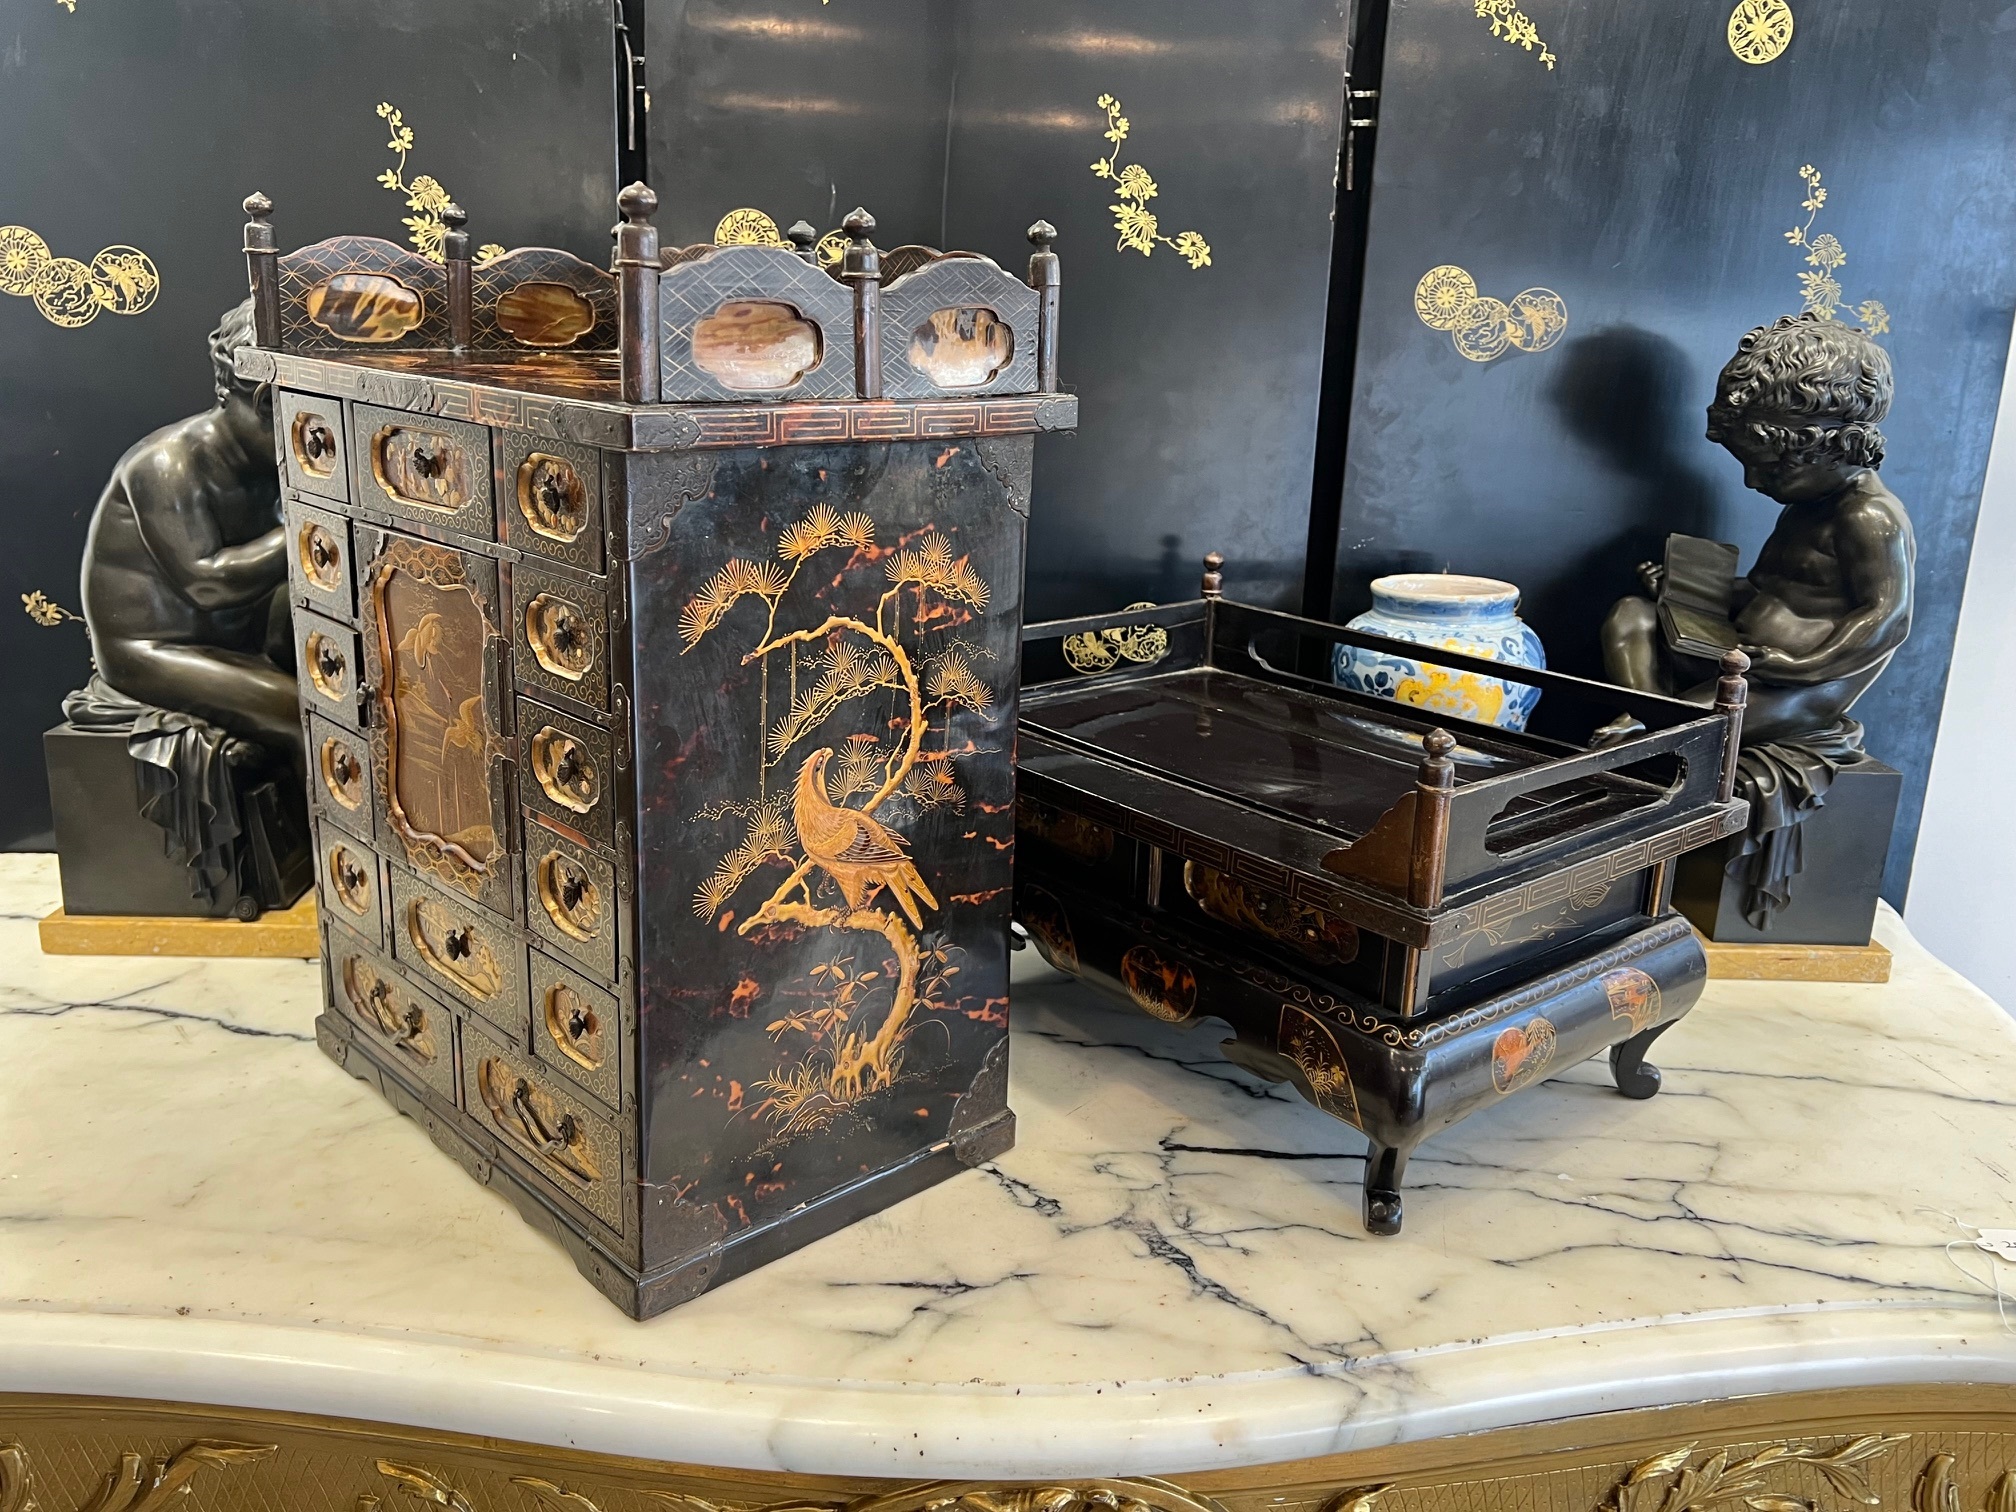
[1332,573,1547,732]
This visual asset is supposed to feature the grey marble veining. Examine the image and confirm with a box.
[1,853,2012,1478]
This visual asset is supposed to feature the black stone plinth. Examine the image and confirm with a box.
[43,722,309,920]
[1674,755,1901,947]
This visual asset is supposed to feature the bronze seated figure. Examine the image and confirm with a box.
[1601,313,1912,932]
[47,299,309,917]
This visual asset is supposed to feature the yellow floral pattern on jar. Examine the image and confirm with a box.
[1392,662,1507,726]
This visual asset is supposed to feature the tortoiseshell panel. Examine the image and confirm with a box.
[878,254,1039,399]
[278,236,449,352]
[658,244,856,401]
[471,247,618,352]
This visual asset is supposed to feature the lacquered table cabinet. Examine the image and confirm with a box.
[243,186,1074,1316]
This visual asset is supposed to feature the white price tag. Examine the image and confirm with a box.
[1976,1229,2016,1261]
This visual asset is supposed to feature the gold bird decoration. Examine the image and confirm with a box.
[793,748,938,927]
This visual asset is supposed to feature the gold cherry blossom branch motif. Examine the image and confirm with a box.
[22,590,82,626]
[1475,0,1557,69]
[374,103,505,266]
[0,225,157,329]
[1089,95,1211,269]
[1785,165,1889,334]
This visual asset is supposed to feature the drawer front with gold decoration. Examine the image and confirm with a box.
[325,920,460,1109]
[351,403,494,542]
[358,527,517,921]
[286,497,356,622]
[294,608,366,731]
[308,711,374,845]
[523,819,620,985]
[277,389,348,505]
[387,863,528,1039]
[511,562,610,714]
[498,430,604,575]
[515,698,613,848]
[529,946,623,1113]
[460,1010,626,1236]
[316,822,386,953]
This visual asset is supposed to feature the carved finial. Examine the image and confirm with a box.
[1715,646,1751,713]
[1028,219,1057,250]
[842,206,877,242]
[441,201,467,231]
[243,192,273,223]
[1419,728,1459,791]
[786,220,818,261]
[618,181,658,223]
[1201,551,1225,600]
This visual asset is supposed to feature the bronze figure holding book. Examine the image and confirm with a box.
[1600,313,1913,937]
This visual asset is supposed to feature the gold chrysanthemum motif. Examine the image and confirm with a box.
[1415,265,1569,364]
[1414,265,1479,331]
[714,208,786,247]
[1729,0,1794,64]
[1782,164,1889,332]
[0,226,51,297]
[1088,94,1211,268]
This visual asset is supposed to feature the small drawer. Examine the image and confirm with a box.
[352,403,494,541]
[387,864,528,1038]
[325,924,460,1109]
[317,823,385,951]
[530,946,622,1113]
[286,497,355,622]
[462,1011,626,1235]
[308,712,374,844]
[499,430,604,575]
[511,562,609,713]
[516,698,613,848]
[524,819,619,984]
[296,607,365,730]
[279,390,348,504]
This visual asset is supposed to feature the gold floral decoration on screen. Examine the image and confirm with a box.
[714,209,788,248]
[1089,95,1211,269]
[1475,0,1557,69]
[375,103,505,265]
[1785,165,1889,333]
[22,590,83,626]
[1414,264,1568,363]
[1728,0,1794,64]
[0,225,158,329]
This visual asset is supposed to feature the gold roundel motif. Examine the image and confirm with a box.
[32,257,102,328]
[1506,287,1569,353]
[1451,296,1512,362]
[88,245,160,316]
[1414,264,1480,332]
[1728,0,1794,64]
[816,230,848,270]
[0,226,51,297]
[713,208,785,247]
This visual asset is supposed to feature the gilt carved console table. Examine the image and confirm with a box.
[3,853,2014,1510]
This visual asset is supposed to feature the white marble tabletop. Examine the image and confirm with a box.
[3,852,2014,1479]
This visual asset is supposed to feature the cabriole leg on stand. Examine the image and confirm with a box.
[1610,1021,1675,1100]
[1363,1138,1411,1236]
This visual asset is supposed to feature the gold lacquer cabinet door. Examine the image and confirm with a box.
[358,526,517,922]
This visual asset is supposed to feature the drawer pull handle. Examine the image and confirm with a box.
[306,632,349,698]
[479,1058,599,1188]
[410,442,448,480]
[445,925,474,961]
[531,726,599,814]
[301,420,335,462]
[544,982,605,1072]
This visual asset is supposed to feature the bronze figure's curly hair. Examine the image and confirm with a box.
[1705,311,1893,469]
[208,297,259,406]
